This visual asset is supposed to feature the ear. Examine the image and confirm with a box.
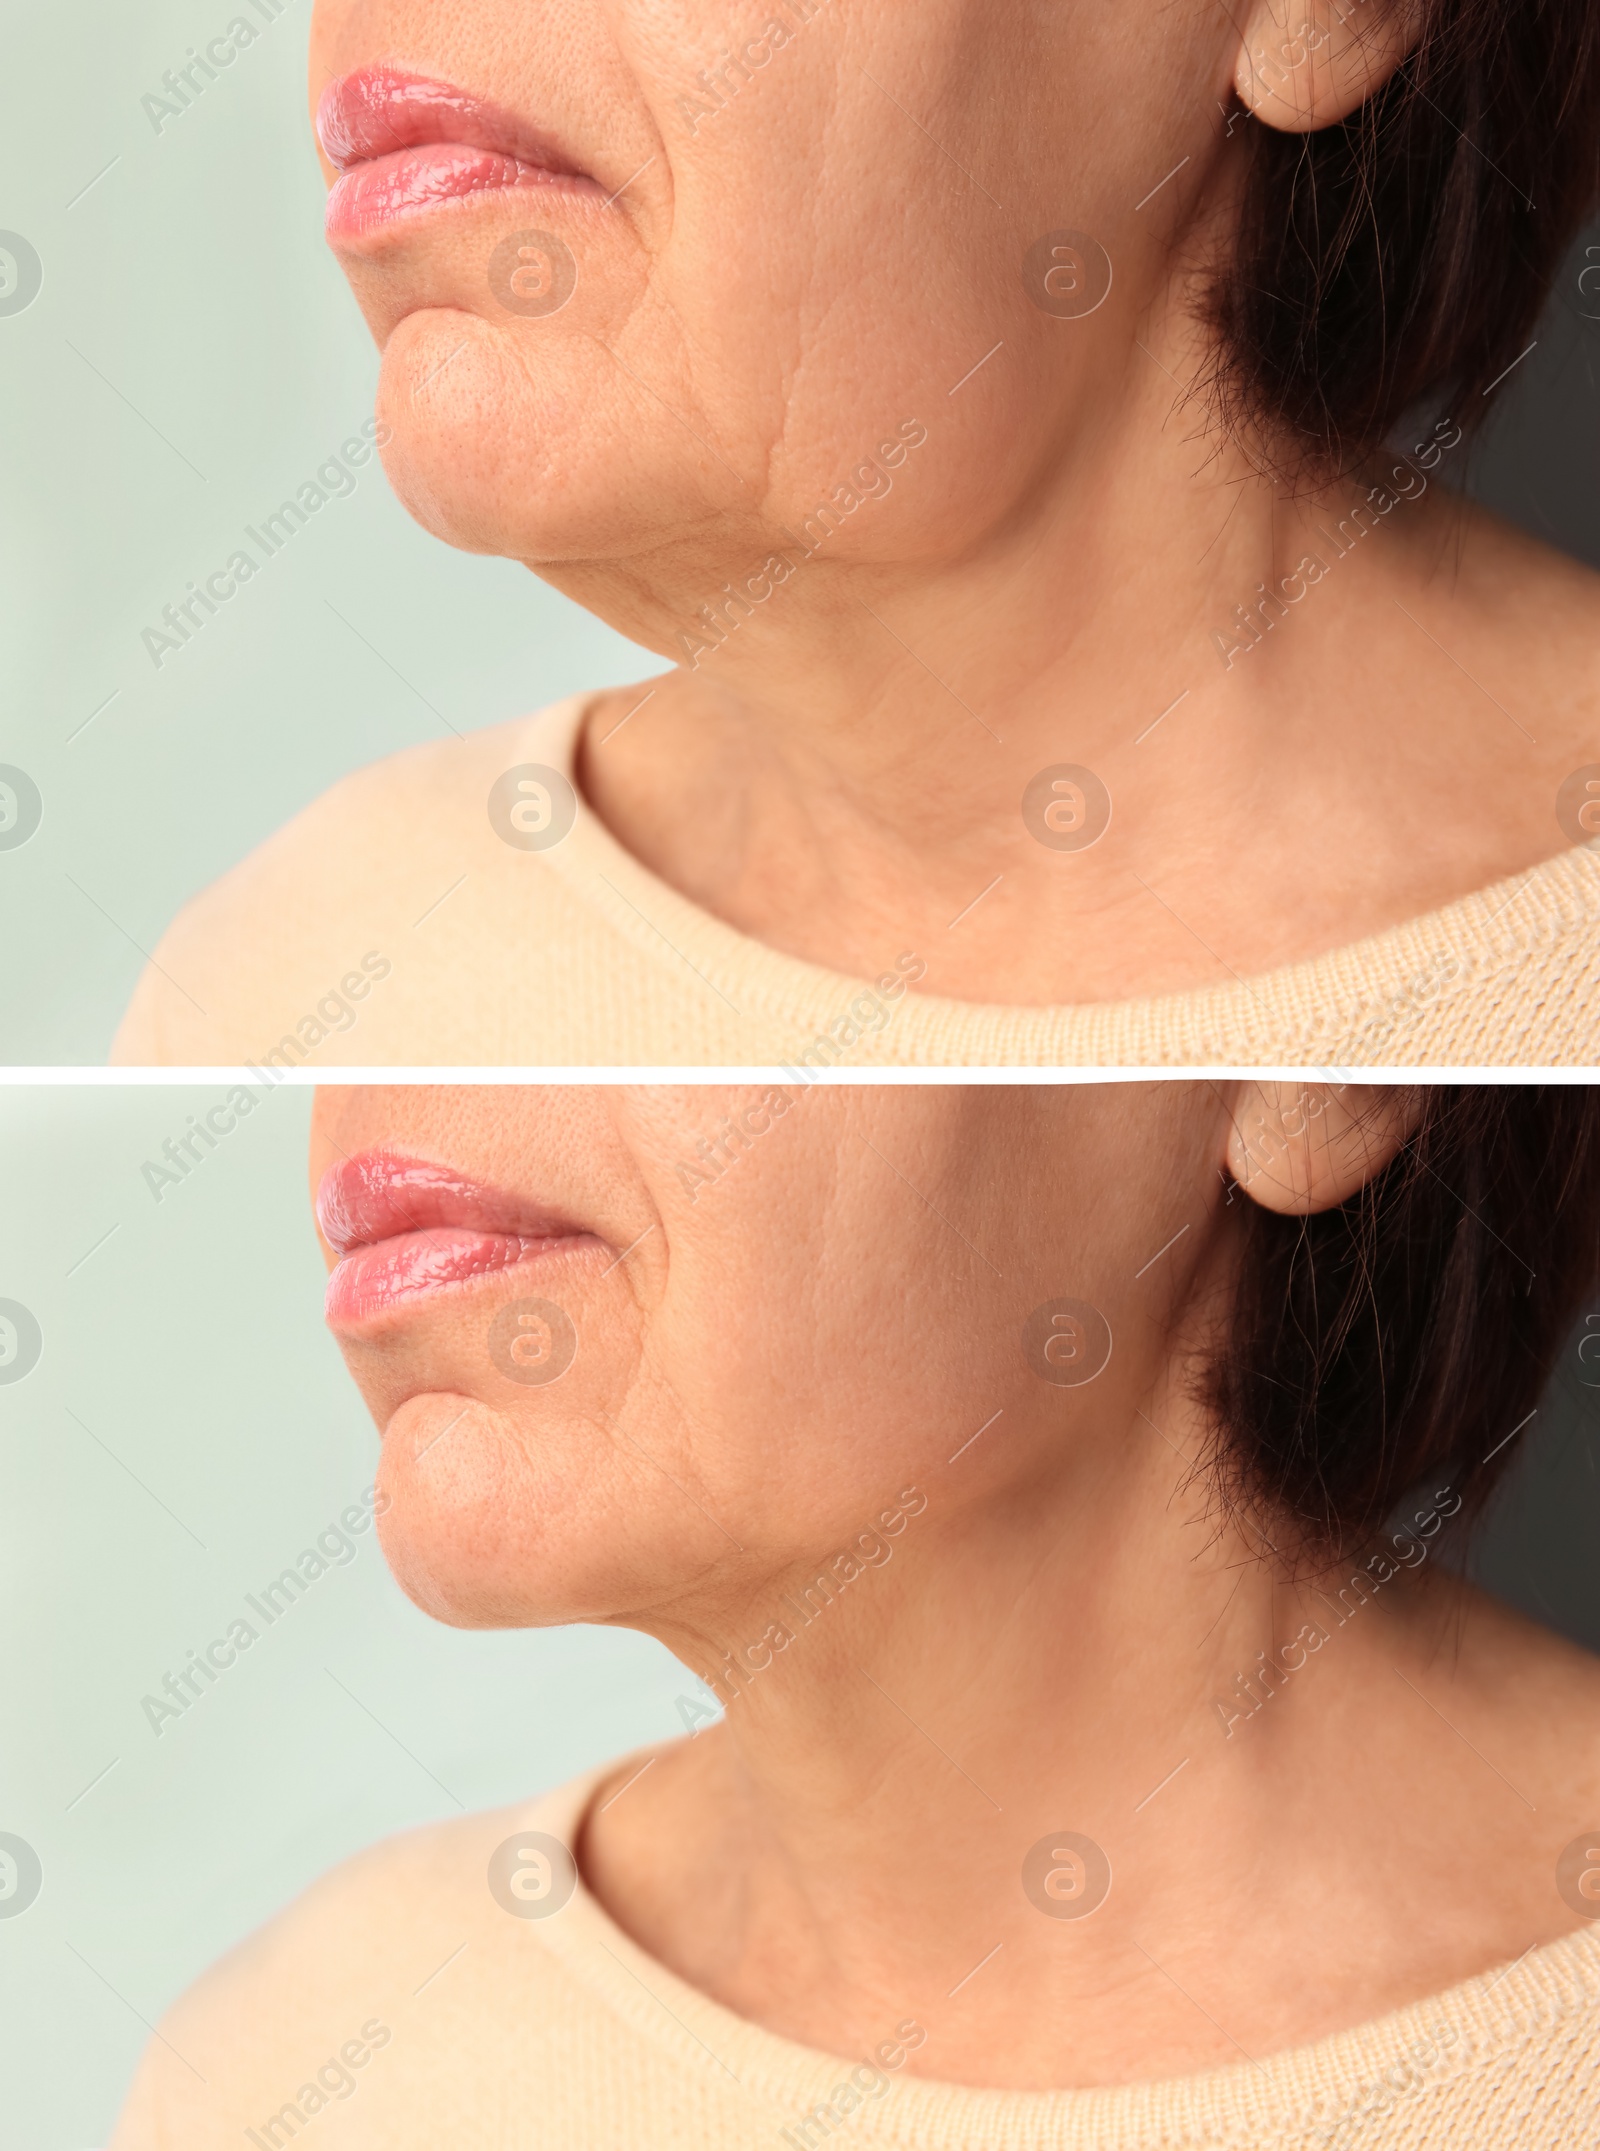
[1223,1083,1423,1214]
[1232,0,1422,133]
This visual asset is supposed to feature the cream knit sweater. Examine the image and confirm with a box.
[109,1756,1600,2151]
[111,699,1600,1068]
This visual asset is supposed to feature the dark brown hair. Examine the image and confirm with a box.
[1210,0,1600,475]
[1204,1087,1600,1557]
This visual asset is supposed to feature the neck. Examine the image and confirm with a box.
[583,1375,1469,2089]
[567,318,1482,1002]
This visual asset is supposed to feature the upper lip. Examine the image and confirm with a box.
[317,1149,587,1256]
[316,64,588,182]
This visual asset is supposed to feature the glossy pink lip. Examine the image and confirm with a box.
[317,65,599,241]
[318,1149,595,1328]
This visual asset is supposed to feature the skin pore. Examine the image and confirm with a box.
[310,1082,1600,2091]
[307,0,1600,1006]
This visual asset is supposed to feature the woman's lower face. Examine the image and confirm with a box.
[308,1078,1237,1632]
[305,0,1227,577]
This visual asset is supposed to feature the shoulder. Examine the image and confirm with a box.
[111,704,587,1064]
[1435,1583,1600,1918]
[107,1801,567,2145]
[1450,1584,1600,1773]
[168,1799,526,2018]
[1412,497,1600,742]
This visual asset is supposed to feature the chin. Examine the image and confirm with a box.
[374,1391,571,1628]
[373,308,726,565]
[373,1389,702,1631]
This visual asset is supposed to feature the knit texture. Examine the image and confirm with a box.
[111,698,1600,1068]
[109,1756,1600,2151]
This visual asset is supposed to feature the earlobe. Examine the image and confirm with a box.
[1224,1083,1423,1214]
[1233,0,1422,135]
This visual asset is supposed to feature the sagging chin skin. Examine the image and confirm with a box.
[373,1384,728,1632]
[372,307,735,570]
[375,1391,557,1626]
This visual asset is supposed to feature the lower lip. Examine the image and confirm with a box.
[325,142,596,242]
[326,1226,576,1327]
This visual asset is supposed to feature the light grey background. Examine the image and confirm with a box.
[1,1084,1597,2146]
[0,0,1597,1062]
[0,1086,693,2148]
